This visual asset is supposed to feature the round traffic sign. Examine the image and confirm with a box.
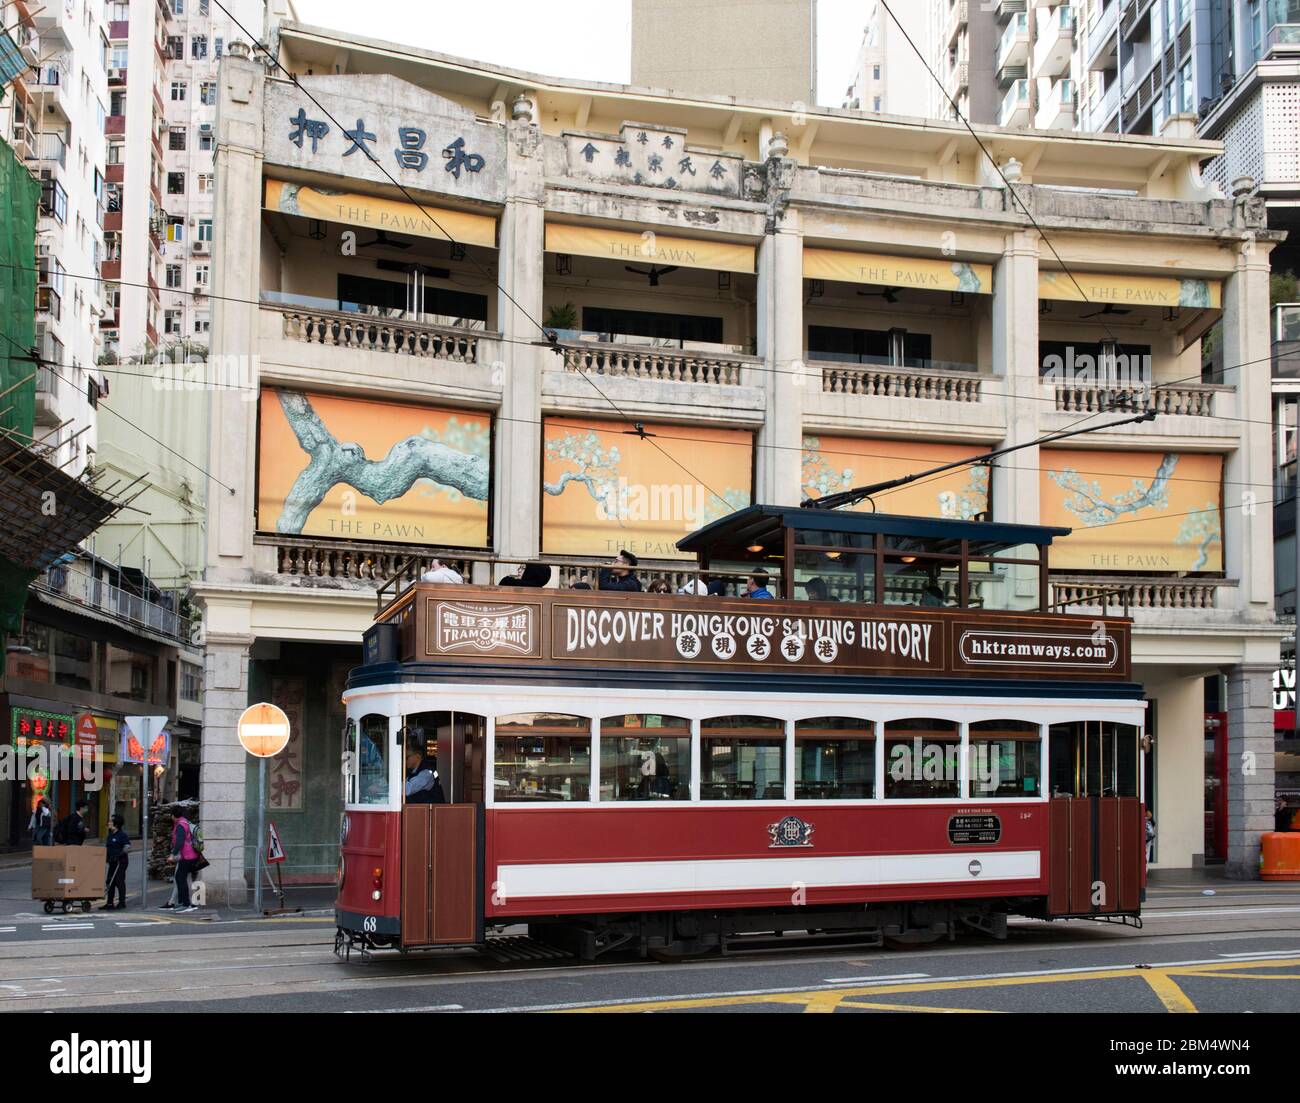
[237,702,291,757]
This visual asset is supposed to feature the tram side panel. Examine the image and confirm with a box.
[484,804,1052,920]
[337,810,403,940]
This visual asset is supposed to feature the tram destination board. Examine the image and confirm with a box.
[397,587,1131,682]
[948,814,1002,845]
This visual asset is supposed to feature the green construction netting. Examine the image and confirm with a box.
[0,136,38,441]
[0,555,37,633]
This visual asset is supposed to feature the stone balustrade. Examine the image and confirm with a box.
[559,340,753,386]
[1052,382,1224,417]
[818,361,985,402]
[1050,576,1228,612]
[264,538,472,584]
[275,305,481,362]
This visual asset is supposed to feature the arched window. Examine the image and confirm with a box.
[884,717,959,798]
[494,714,590,802]
[599,714,691,801]
[969,720,1041,798]
[795,717,875,799]
[700,716,784,800]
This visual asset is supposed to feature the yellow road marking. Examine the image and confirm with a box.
[837,1000,1001,1013]
[563,956,1300,1014]
[1138,971,1198,1013]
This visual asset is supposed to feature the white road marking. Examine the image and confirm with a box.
[1143,905,1300,919]
[823,972,930,983]
[1218,948,1300,959]
[347,1004,464,1013]
[0,927,16,933]
[115,921,159,927]
[41,923,93,931]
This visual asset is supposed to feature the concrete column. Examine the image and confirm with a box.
[207,52,264,580]
[991,229,1040,525]
[1224,662,1275,879]
[1221,245,1275,620]
[493,105,545,563]
[1148,673,1205,868]
[198,629,253,903]
[754,209,803,506]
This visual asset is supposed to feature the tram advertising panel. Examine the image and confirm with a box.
[406,591,1131,682]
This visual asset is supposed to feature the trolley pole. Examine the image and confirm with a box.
[254,758,266,914]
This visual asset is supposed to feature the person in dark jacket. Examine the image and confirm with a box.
[500,562,552,587]
[404,741,446,805]
[706,578,729,597]
[59,802,91,845]
[599,550,641,592]
[100,814,130,910]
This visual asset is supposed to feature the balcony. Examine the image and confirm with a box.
[31,65,72,121]
[33,562,192,644]
[100,259,121,281]
[558,337,755,387]
[1086,0,1120,69]
[946,60,970,100]
[1032,5,1075,79]
[107,66,126,86]
[998,13,1030,72]
[34,365,60,426]
[1120,0,1154,41]
[1034,78,1077,130]
[997,0,1027,20]
[31,132,66,169]
[1085,76,1121,130]
[945,0,968,47]
[36,285,62,321]
[106,163,124,184]
[105,114,126,136]
[103,208,122,233]
[108,19,129,39]
[1049,379,1233,420]
[274,302,484,362]
[1000,79,1031,127]
[817,359,985,402]
[1050,576,1235,618]
[1266,24,1300,58]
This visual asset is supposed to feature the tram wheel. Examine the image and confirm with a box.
[43,901,53,914]
[81,900,91,913]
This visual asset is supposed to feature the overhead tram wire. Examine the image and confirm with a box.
[11,338,1277,494]
[204,0,737,514]
[0,331,238,496]
[0,257,1283,429]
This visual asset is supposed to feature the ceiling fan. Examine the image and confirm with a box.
[1079,303,1131,319]
[357,230,412,250]
[625,264,679,286]
[857,287,900,303]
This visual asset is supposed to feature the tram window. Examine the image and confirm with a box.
[969,720,1041,798]
[344,718,358,805]
[494,714,591,802]
[700,716,784,800]
[795,718,875,799]
[882,557,959,608]
[968,559,1040,612]
[884,718,960,798]
[794,550,873,603]
[600,715,690,801]
[357,714,391,806]
[1049,722,1083,797]
[1113,723,1139,798]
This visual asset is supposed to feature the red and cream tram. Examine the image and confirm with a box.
[336,507,1147,960]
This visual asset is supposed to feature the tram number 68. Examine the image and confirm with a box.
[362,916,378,933]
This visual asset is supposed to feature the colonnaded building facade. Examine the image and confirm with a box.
[196,21,1282,899]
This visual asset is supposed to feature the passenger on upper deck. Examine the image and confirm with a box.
[804,577,836,602]
[743,571,773,599]
[420,559,463,584]
[647,577,671,594]
[599,550,642,592]
[500,562,552,587]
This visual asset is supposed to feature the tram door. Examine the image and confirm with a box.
[400,711,485,946]
[1047,722,1143,916]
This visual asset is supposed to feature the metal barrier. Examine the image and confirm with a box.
[209,842,340,914]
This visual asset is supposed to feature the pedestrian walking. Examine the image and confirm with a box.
[100,814,130,911]
[166,810,201,913]
[28,798,53,846]
[55,801,91,845]
[1145,809,1156,862]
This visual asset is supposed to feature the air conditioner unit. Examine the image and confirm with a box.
[192,285,205,296]
[108,67,125,81]
[191,240,209,254]
[198,123,212,134]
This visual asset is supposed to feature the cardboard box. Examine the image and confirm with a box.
[32,845,106,900]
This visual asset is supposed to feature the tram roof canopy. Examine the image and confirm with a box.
[676,505,1071,558]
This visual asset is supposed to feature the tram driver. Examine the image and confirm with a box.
[404,731,446,805]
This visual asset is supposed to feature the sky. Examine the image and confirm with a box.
[291,0,866,108]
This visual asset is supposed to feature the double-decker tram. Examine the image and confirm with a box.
[336,506,1147,960]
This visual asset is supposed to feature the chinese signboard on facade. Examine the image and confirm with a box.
[562,122,746,199]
